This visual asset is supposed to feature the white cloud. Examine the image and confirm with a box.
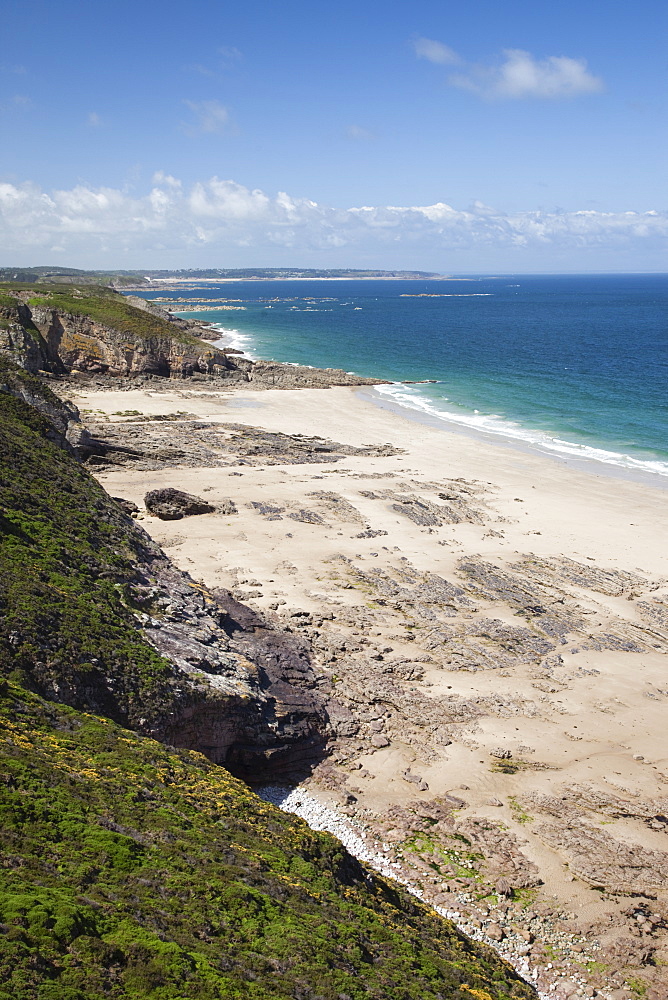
[87,112,101,127]
[188,178,270,219]
[151,171,182,188]
[186,46,242,79]
[218,46,242,67]
[413,40,604,100]
[346,124,376,140]
[412,37,461,65]
[0,175,665,270]
[0,94,32,112]
[451,48,604,99]
[182,99,230,134]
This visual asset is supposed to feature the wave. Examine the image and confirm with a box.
[173,303,668,482]
[373,382,668,480]
[209,324,258,357]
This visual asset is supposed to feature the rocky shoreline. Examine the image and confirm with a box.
[71,377,667,1000]
[5,281,665,998]
[260,784,566,1000]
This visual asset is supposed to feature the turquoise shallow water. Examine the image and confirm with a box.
[133,274,668,479]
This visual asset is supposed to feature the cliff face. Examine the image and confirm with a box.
[0,286,249,379]
[0,283,385,388]
[28,304,246,377]
[0,358,325,781]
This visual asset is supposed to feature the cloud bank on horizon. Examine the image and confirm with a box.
[1,1,665,272]
[1,175,665,272]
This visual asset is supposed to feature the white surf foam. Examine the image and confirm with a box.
[374,382,668,480]
[210,324,257,357]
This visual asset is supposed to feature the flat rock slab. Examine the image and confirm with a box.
[145,488,217,520]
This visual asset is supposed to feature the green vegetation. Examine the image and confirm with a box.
[490,760,528,775]
[0,359,535,998]
[23,285,199,345]
[0,359,181,726]
[0,290,20,309]
[404,833,485,883]
[0,683,533,999]
[583,960,609,978]
[0,267,142,286]
[510,889,538,910]
[507,798,534,825]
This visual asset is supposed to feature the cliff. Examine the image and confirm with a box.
[0,283,385,388]
[0,285,246,379]
[0,357,326,780]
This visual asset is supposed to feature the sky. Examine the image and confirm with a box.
[1,0,667,272]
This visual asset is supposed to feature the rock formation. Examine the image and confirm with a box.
[0,359,329,781]
[144,487,218,519]
[0,283,385,387]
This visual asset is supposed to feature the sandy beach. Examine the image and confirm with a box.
[70,378,668,999]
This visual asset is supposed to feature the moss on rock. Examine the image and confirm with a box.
[0,681,534,1000]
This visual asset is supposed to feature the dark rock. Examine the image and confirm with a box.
[145,488,216,520]
[112,496,140,515]
[218,498,238,515]
[495,877,513,896]
[82,420,403,472]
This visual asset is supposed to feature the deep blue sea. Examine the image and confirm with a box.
[132,274,668,480]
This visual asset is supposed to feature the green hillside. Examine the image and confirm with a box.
[0,361,534,999]
[0,682,533,1000]
[0,358,180,727]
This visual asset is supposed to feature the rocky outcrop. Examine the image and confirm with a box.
[82,416,404,471]
[243,358,386,388]
[132,556,329,781]
[0,360,328,781]
[0,355,96,458]
[144,487,217,519]
[0,286,248,379]
[28,303,243,378]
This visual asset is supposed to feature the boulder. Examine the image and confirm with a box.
[112,496,140,516]
[371,733,390,748]
[145,488,216,520]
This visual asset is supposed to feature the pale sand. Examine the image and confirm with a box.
[73,381,668,983]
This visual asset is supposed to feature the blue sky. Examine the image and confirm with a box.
[1,0,666,271]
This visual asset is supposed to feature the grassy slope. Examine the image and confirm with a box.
[0,359,181,727]
[25,285,199,345]
[0,681,533,1000]
[0,283,200,346]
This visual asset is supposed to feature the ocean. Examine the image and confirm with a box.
[133,274,668,481]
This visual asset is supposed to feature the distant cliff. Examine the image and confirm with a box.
[0,285,247,378]
[0,283,384,388]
